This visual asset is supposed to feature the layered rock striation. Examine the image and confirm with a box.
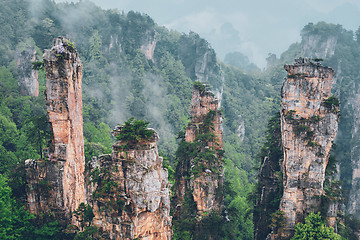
[173,83,224,235]
[277,58,338,239]
[26,37,85,222]
[86,128,172,240]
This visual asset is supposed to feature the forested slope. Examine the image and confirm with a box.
[0,0,279,238]
[1,0,360,239]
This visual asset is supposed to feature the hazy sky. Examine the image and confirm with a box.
[55,0,360,68]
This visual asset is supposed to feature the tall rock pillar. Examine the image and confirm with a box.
[26,37,85,222]
[173,83,224,238]
[278,58,338,239]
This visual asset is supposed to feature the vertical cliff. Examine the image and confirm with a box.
[85,126,172,240]
[173,83,224,238]
[348,86,360,216]
[178,33,224,101]
[299,23,360,219]
[26,37,85,222]
[16,46,39,97]
[277,58,338,239]
[254,114,283,240]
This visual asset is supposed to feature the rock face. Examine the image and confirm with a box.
[178,32,224,102]
[140,31,157,61]
[16,46,39,96]
[348,87,360,216]
[26,37,85,223]
[85,129,172,240]
[301,35,337,59]
[253,114,283,240]
[277,58,338,239]
[174,83,224,230]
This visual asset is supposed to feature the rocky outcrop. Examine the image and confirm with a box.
[26,37,85,223]
[300,23,360,220]
[25,37,172,238]
[173,83,224,236]
[301,35,337,59]
[140,31,157,61]
[16,46,39,96]
[86,128,172,240]
[178,32,224,102]
[277,58,338,239]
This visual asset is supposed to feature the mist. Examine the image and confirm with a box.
[54,0,360,68]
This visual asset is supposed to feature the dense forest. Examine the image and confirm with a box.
[1,0,360,239]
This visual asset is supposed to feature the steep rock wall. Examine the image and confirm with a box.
[140,31,157,61]
[348,87,360,216]
[178,32,224,102]
[85,129,172,240]
[277,58,338,239]
[300,26,360,219]
[253,115,283,240]
[301,35,337,59]
[16,46,39,96]
[26,37,85,222]
[174,84,224,228]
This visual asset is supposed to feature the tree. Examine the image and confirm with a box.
[291,212,341,240]
[116,117,154,143]
[0,174,32,239]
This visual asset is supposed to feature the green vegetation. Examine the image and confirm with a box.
[284,112,325,151]
[269,210,286,233]
[173,109,227,239]
[31,61,44,70]
[0,174,65,239]
[291,212,341,240]
[74,203,95,229]
[0,0,359,239]
[324,95,340,112]
[115,117,154,143]
[313,58,324,62]
[193,81,213,96]
[252,112,283,239]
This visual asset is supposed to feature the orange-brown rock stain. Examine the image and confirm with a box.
[26,37,85,225]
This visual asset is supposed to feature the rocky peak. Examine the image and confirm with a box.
[85,126,172,239]
[185,83,223,148]
[26,36,85,223]
[178,33,224,102]
[173,83,224,237]
[276,58,339,239]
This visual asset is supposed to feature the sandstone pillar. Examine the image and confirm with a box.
[278,58,338,239]
[174,83,224,229]
[86,128,172,240]
[26,37,85,222]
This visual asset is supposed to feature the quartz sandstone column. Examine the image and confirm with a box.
[86,128,172,240]
[26,37,85,221]
[174,83,224,223]
[278,58,338,239]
